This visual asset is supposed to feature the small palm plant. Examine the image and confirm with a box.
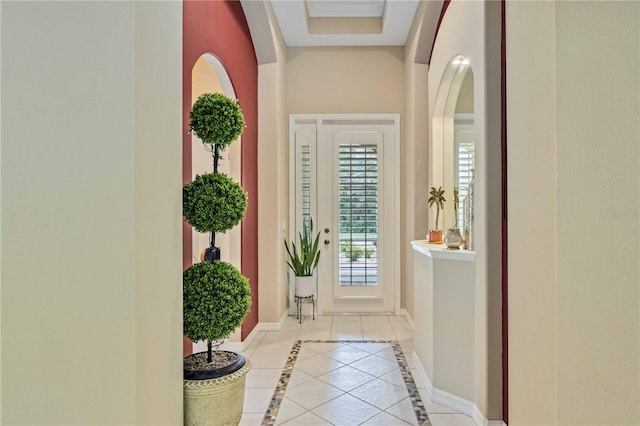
[428,186,446,231]
[453,187,460,228]
[284,218,321,276]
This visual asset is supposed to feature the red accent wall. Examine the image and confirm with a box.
[183,0,259,354]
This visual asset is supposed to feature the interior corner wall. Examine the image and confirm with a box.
[134,2,183,424]
[257,60,286,323]
[277,55,289,318]
[1,2,182,424]
[258,2,289,324]
[427,0,502,419]
[506,2,557,424]
[0,2,4,421]
[183,0,259,339]
[508,1,640,424]
[402,62,430,320]
[404,24,430,320]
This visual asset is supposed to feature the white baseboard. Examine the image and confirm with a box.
[219,341,243,352]
[222,310,288,352]
[400,308,414,329]
[432,386,475,419]
[260,309,289,331]
[412,351,504,426]
[219,311,282,352]
[412,351,433,397]
[221,324,261,353]
[472,406,507,426]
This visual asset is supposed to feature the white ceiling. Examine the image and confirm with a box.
[270,0,420,47]
[306,1,385,18]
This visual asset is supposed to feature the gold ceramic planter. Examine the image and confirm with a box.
[183,358,252,426]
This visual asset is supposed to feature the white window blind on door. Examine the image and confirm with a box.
[295,127,317,235]
[338,143,379,287]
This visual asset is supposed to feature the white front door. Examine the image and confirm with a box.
[290,116,399,314]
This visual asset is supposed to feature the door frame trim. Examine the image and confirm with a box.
[288,114,401,315]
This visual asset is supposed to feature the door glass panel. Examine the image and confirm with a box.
[454,129,475,226]
[300,144,312,230]
[338,144,379,287]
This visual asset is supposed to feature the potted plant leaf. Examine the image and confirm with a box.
[182,92,251,426]
[284,218,321,297]
[444,187,464,249]
[428,186,446,243]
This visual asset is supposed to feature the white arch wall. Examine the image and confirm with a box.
[425,0,503,420]
[432,57,473,226]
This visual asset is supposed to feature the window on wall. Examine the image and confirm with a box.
[300,144,312,231]
[454,116,475,226]
[294,126,317,236]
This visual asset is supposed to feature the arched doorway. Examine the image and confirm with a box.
[187,54,244,355]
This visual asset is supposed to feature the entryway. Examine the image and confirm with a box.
[236,315,476,425]
[289,115,400,315]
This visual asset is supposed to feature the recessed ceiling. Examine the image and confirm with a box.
[270,0,420,47]
[306,1,385,18]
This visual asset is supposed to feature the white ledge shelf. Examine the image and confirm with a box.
[411,240,476,262]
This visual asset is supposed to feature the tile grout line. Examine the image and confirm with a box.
[259,339,431,426]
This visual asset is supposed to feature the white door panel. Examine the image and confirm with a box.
[290,116,399,314]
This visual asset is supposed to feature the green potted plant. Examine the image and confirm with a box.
[182,93,252,426]
[284,218,321,297]
[428,186,446,243]
[444,187,464,249]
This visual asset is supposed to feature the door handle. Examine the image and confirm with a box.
[324,239,330,245]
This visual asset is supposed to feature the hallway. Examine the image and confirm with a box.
[236,315,475,426]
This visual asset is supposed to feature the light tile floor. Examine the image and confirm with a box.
[235,315,474,426]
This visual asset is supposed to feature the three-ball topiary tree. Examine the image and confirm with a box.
[183,92,251,373]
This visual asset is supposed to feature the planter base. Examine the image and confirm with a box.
[428,229,442,243]
[184,357,252,426]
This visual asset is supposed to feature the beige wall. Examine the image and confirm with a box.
[404,11,430,320]
[455,71,474,114]
[133,3,183,423]
[414,252,434,378]
[555,2,639,424]
[426,0,502,419]
[1,2,183,424]
[506,2,557,423]
[508,1,640,424]
[0,2,3,420]
[258,1,289,323]
[286,46,410,312]
[286,46,405,115]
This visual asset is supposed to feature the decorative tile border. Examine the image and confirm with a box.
[390,340,430,425]
[261,340,302,425]
[261,340,431,426]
